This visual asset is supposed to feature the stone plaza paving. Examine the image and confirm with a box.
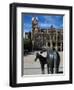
[23,51,63,75]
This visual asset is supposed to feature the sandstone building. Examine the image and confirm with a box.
[31,17,63,51]
[24,17,63,51]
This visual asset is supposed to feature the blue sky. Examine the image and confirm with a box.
[22,14,63,32]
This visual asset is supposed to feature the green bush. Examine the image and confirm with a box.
[23,39,32,51]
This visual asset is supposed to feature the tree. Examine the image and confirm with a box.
[24,38,32,52]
